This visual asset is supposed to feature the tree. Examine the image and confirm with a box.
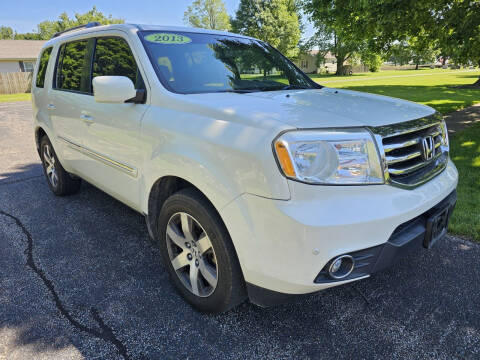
[14,32,41,40]
[387,41,412,66]
[436,1,480,86]
[232,0,301,59]
[0,26,14,39]
[302,0,376,75]
[13,7,124,40]
[184,0,231,31]
[361,51,383,72]
[317,0,480,85]
[409,36,439,70]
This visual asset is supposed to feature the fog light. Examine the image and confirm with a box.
[328,255,355,279]
[331,258,342,273]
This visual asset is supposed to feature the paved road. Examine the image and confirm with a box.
[1,102,479,360]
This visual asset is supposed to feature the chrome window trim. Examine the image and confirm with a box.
[369,112,448,189]
[58,136,138,177]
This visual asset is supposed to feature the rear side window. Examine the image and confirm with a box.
[93,37,145,89]
[55,40,91,93]
[35,47,52,88]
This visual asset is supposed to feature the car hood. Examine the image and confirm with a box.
[182,87,436,130]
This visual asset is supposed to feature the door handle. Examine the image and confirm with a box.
[47,103,56,110]
[80,114,94,124]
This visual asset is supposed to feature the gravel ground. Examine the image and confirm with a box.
[0,101,479,359]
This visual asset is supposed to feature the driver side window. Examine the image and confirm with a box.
[92,37,145,90]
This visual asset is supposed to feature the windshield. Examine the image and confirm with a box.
[139,31,320,94]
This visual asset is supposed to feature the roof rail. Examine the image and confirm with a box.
[51,22,102,39]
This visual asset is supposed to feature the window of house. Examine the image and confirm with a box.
[21,61,35,72]
[35,47,52,88]
[54,40,91,93]
[92,37,145,89]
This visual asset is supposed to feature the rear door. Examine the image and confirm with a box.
[80,36,149,210]
[48,39,94,172]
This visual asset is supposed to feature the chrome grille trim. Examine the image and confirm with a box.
[369,113,449,189]
[386,151,422,164]
[383,138,421,153]
[388,151,443,175]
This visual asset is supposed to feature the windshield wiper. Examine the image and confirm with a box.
[217,89,259,94]
[282,85,311,90]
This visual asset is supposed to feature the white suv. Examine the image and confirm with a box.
[32,23,458,313]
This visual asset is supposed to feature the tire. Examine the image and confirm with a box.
[40,135,81,196]
[157,188,246,313]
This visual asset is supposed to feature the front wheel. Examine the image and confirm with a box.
[157,188,246,313]
[40,136,81,196]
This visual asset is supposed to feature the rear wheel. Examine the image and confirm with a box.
[40,136,81,196]
[158,188,246,313]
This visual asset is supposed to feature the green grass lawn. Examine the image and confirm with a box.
[448,123,480,241]
[0,93,31,103]
[311,68,480,114]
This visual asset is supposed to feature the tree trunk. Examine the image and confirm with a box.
[415,62,419,70]
[476,61,480,85]
[474,61,480,86]
[336,56,346,75]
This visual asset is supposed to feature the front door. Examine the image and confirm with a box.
[80,36,149,210]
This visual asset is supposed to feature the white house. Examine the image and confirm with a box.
[0,40,46,73]
[294,51,337,74]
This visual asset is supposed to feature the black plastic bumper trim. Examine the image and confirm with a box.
[246,283,312,307]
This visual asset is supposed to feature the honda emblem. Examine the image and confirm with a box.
[422,136,435,161]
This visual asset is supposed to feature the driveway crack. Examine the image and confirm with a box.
[353,285,371,309]
[0,209,131,360]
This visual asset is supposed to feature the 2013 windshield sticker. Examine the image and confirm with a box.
[144,33,192,44]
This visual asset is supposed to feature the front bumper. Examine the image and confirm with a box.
[314,189,456,284]
[221,159,458,301]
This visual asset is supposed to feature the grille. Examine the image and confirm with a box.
[373,114,449,187]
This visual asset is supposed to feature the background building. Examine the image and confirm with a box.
[295,51,338,74]
[0,40,46,73]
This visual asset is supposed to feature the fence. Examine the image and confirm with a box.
[0,72,32,94]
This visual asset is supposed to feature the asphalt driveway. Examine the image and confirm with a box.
[0,101,479,359]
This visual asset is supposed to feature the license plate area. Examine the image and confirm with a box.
[423,202,455,249]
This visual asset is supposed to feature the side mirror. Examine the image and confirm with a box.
[92,76,138,104]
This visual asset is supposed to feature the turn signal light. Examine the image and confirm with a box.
[274,141,296,177]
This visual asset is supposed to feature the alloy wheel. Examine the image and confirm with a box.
[166,212,218,297]
[43,144,58,188]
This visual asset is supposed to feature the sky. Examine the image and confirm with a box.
[0,0,314,39]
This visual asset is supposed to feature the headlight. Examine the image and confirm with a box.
[273,129,384,185]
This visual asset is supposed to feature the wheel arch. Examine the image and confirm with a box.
[145,175,248,298]
[145,175,233,244]
[35,126,48,155]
